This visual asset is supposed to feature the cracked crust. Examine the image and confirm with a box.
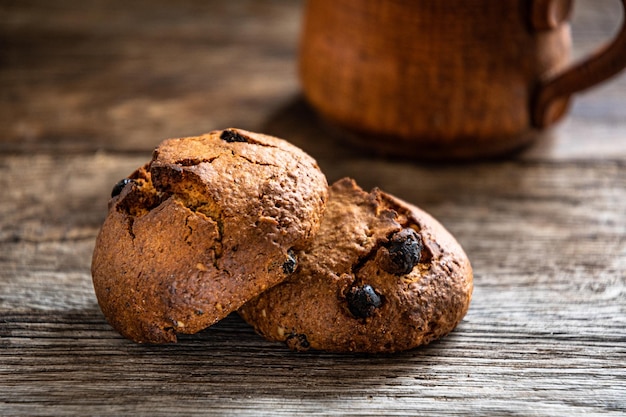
[238,178,473,353]
[91,128,328,343]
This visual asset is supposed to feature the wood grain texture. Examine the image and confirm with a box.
[299,0,582,157]
[1,0,625,416]
[0,0,302,154]
[1,154,624,416]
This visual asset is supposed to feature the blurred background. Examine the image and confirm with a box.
[1,0,625,161]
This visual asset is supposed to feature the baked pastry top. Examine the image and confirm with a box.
[91,128,328,343]
[239,178,473,353]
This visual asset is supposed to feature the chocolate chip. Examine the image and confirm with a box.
[346,285,382,318]
[282,249,297,274]
[111,178,132,198]
[286,333,310,351]
[380,228,422,275]
[220,129,248,143]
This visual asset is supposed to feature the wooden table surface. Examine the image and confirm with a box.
[1,1,625,415]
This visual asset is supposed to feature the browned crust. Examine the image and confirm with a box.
[238,178,473,353]
[91,129,328,343]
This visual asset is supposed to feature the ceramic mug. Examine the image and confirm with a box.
[299,0,626,159]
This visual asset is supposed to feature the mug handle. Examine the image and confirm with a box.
[531,0,626,128]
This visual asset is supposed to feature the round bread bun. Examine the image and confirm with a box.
[92,128,328,343]
[239,178,472,353]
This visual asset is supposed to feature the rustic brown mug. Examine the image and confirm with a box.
[299,0,626,159]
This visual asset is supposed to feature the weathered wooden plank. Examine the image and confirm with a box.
[1,305,625,414]
[0,153,624,415]
[0,0,303,154]
[1,309,624,416]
